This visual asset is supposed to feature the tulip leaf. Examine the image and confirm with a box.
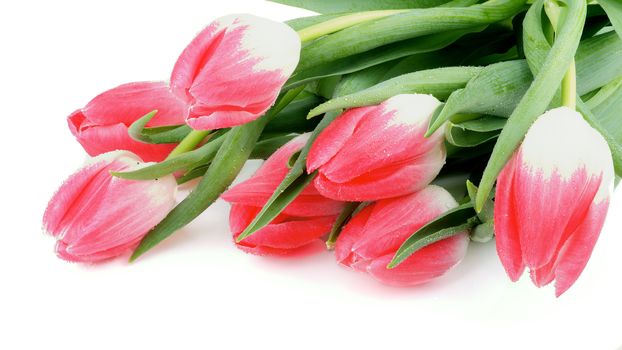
[475,0,587,212]
[466,180,494,223]
[308,66,481,118]
[270,0,450,14]
[112,130,228,180]
[457,116,507,132]
[445,123,500,148]
[427,30,622,136]
[251,133,299,160]
[128,111,192,144]
[325,202,361,250]
[388,202,477,268]
[285,27,484,90]
[264,91,324,133]
[297,0,525,71]
[598,0,622,40]
[131,88,305,261]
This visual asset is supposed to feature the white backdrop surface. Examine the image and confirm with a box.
[1,1,621,349]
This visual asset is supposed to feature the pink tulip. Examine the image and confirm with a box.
[68,81,187,162]
[306,94,446,201]
[170,14,301,130]
[43,151,177,263]
[335,185,469,286]
[495,107,614,296]
[222,134,345,255]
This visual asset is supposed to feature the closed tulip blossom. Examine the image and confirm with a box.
[222,135,345,255]
[43,151,177,263]
[335,185,470,286]
[306,94,446,201]
[171,14,301,130]
[494,107,614,296]
[68,81,187,162]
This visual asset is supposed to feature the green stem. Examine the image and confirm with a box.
[545,0,576,109]
[297,10,408,43]
[166,130,210,160]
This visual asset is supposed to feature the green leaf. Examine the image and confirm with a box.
[445,123,500,147]
[427,30,622,135]
[475,0,587,211]
[112,131,227,180]
[388,202,477,268]
[466,180,494,223]
[264,91,323,133]
[251,133,298,160]
[285,27,484,89]
[325,202,361,250]
[128,111,192,144]
[308,66,482,118]
[270,0,450,14]
[297,0,526,71]
[599,0,622,40]
[457,116,507,132]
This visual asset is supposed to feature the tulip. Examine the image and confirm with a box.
[43,151,177,263]
[170,14,301,130]
[335,185,469,286]
[68,81,187,162]
[306,94,446,201]
[494,107,614,296]
[222,134,345,255]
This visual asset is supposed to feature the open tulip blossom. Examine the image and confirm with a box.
[44,0,621,296]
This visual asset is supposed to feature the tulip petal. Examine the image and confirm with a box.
[494,153,526,281]
[334,204,374,269]
[230,204,335,255]
[552,199,610,296]
[82,81,186,127]
[222,134,344,217]
[43,151,177,263]
[350,186,457,260]
[313,146,445,201]
[367,232,469,286]
[306,106,370,173]
[172,14,301,129]
[68,118,177,162]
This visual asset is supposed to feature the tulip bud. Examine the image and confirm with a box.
[43,151,177,262]
[222,134,345,255]
[494,107,614,296]
[171,14,301,130]
[306,94,446,201]
[68,81,187,162]
[335,185,469,286]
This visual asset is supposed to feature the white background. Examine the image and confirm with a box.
[2,1,621,349]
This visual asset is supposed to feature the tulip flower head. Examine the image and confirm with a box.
[222,134,345,255]
[306,94,446,201]
[171,14,301,130]
[43,151,177,263]
[494,107,614,296]
[68,81,187,162]
[335,185,469,286]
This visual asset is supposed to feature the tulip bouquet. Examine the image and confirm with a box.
[43,0,622,297]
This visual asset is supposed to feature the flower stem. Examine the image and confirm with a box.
[297,10,408,43]
[166,130,211,160]
[545,0,576,109]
